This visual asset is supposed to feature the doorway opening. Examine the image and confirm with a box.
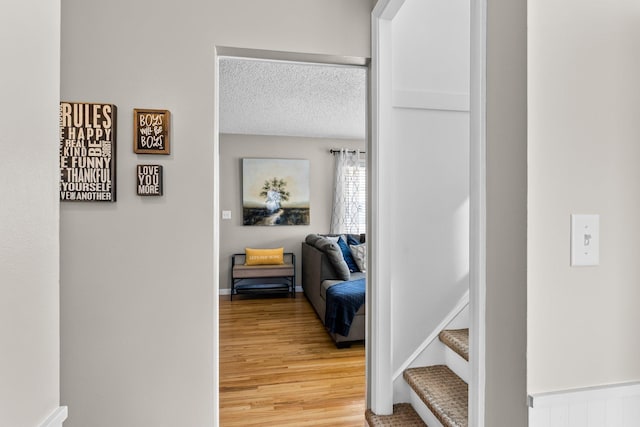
[369,0,486,423]
[213,46,370,425]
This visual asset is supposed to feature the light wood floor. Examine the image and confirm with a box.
[219,294,366,426]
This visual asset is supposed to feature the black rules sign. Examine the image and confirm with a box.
[59,102,117,202]
[133,109,170,154]
[137,165,163,196]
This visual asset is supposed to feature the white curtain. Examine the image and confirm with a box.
[330,149,365,234]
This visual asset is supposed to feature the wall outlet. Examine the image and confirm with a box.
[571,214,599,266]
[222,210,232,220]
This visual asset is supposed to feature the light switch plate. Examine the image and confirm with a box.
[571,214,599,266]
[222,210,232,220]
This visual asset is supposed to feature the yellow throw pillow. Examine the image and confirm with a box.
[245,247,284,265]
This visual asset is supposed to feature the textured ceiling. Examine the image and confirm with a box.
[219,57,366,140]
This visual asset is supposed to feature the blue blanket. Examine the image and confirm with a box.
[325,278,365,336]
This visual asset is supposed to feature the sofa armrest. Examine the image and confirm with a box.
[301,242,322,297]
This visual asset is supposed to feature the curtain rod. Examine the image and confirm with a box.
[329,149,366,154]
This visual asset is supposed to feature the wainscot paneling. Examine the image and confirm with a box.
[528,382,640,427]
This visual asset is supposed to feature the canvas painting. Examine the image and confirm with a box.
[243,158,310,226]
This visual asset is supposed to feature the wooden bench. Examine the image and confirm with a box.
[230,252,296,300]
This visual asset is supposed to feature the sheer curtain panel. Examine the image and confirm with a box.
[330,149,366,234]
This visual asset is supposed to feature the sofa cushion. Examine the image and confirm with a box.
[337,236,359,273]
[346,234,361,246]
[305,234,350,280]
[304,233,325,247]
[325,235,340,244]
[350,243,366,273]
[314,233,363,244]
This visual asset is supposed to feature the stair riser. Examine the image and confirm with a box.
[444,346,469,384]
[404,365,468,427]
[410,389,445,427]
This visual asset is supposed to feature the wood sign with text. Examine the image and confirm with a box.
[59,102,117,202]
[133,109,170,154]
[137,165,163,196]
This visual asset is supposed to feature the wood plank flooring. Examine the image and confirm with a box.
[219,295,366,426]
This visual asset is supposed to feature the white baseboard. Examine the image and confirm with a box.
[39,406,68,427]
[409,390,444,427]
[529,382,640,427]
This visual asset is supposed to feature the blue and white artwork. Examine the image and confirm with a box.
[242,158,310,226]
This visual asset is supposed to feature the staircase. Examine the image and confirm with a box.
[365,328,469,427]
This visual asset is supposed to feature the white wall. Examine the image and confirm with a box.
[388,0,470,374]
[59,1,372,426]
[219,134,365,292]
[393,0,469,96]
[0,1,62,426]
[528,0,640,393]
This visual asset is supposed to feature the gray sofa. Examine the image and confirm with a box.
[301,234,366,346]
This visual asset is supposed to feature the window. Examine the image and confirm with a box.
[346,156,366,234]
[331,150,366,235]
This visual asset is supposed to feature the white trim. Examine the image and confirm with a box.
[392,291,469,380]
[528,381,640,409]
[372,0,406,20]
[528,382,640,427]
[215,46,367,67]
[392,90,470,112]
[469,0,487,424]
[410,391,445,427]
[39,407,68,427]
[213,46,221,427]
[369,1,399,415]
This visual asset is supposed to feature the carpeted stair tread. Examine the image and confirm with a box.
[403,365,468,427]
[439,328,469,361]
[365,403,427,426]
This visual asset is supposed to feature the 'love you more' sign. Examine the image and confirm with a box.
[134,109,170,154]
[137,165,163,196]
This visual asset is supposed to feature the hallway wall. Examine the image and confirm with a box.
[528,0,640,393]
[59,1,373,426]
[0,0,62,426]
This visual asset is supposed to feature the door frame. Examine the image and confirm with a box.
[212,46,370,426]
[370,0,487,424]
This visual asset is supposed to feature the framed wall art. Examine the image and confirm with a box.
[137,164,163,196]
[59,101,117,202]
[242,158,310,226]
[133,108,170,154]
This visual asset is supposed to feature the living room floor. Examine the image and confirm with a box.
[219,294,366,426]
